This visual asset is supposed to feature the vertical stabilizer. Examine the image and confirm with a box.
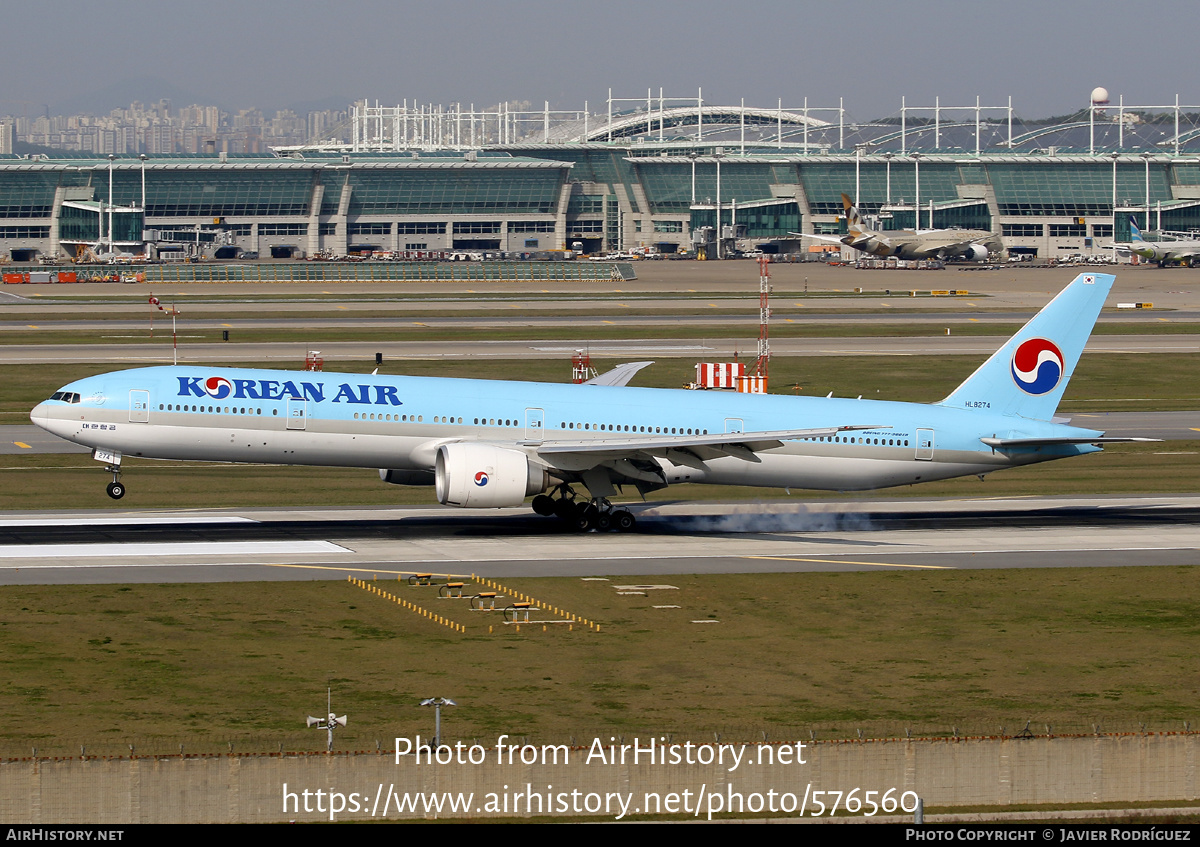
[939,273,1114,420]
[841,193,866,237]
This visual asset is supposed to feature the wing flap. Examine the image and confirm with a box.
[535,424,887,462]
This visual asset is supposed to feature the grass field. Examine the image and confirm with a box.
[2,567,1198,757]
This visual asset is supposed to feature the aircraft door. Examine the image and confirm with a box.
[915,428,935,461]
[129,390,150,423]
[724,418,744,434]
[286,397,307,431]
[524,407,545,444]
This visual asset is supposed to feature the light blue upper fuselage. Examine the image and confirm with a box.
[31,364,1102,482]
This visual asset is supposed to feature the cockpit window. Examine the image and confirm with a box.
[49,391,81,404]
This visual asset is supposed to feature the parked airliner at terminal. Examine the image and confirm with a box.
[30,273,1145,531]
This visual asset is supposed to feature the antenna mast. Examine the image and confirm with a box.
[754,255,771,387]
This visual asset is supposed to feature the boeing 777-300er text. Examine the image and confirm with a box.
[31,273,1145,531]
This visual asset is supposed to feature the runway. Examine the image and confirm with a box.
[1,495,1197,584]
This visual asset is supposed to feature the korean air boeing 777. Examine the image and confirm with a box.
[30,273,1143,531]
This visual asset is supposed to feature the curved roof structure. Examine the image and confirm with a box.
[1002,121,1094,148]
[546,105,830,143]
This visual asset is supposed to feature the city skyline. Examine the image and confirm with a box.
[1,0,1195,126]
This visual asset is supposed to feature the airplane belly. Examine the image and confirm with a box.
[103,420,433,468]
[695,449,1002,491]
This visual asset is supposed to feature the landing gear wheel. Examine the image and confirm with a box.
[106,481,125,500]
[532,494,556,516]
[594,512,613,532]
[554,498,577,520]
[573,504,597,532]
[613,510,635,532]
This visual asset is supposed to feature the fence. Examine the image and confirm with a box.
[3,732,1198,822]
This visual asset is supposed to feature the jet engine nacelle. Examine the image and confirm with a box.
[962,244,989,262]
[434,442,548,508]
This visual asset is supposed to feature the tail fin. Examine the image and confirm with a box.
[939,273,1114,421]
[841,193,864,232]
[1129,216,1144,242]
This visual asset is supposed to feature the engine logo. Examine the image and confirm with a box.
[474,471,489,486]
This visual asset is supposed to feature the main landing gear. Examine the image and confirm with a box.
[531,486,636,532]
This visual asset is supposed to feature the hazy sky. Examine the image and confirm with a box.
[1,0,1190,119]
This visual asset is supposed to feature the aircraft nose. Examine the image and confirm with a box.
[30,402,49,428]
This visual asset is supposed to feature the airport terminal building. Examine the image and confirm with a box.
[4,98,1200,263]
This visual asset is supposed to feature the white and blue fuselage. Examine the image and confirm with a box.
[29,273,1135,518]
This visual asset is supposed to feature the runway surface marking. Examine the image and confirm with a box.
[744,555,952,570]
[265,563,473,578]
[0,540,348,559]
[0,516,258,527]
[13,442,30,449]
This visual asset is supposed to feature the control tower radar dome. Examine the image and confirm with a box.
[1091,87,1110,106]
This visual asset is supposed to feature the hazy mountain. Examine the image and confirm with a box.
[50,77,231,117]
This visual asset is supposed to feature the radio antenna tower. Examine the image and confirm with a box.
[754,255,771,388]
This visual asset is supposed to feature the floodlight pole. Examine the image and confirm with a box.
[854,146,861,208]
[1141,152,1152,231]
[139,154,148,256]
[714,151,723,259]
[420,697,456,749]
[1110,153,1119,220]
[107,154,115,254]
[912,153,924,229]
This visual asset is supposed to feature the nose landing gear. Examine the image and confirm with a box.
[105,464,125,499]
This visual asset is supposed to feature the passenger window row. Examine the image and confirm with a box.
[161,403,270,416]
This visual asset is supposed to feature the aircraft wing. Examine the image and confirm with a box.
[583,361,654,387]
[532,424,887,465]
[790,232,847,245]
[940,233,998,253]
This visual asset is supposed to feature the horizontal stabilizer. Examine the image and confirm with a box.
[584,361,654,387]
